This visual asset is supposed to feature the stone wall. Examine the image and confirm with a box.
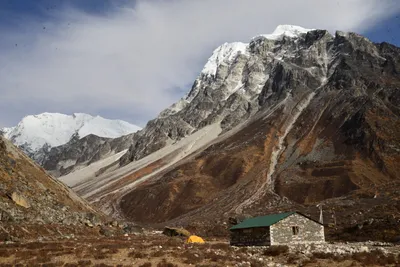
[230,227,270,246]
[270,213,324,245]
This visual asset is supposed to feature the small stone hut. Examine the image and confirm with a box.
[230,211,324,246]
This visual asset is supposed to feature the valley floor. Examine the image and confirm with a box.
[0,233,399,267]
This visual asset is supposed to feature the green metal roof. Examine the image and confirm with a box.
[230,212,295,230]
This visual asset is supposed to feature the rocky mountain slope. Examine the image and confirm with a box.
[43,133,136,177]
[0,135,106,240]
[42,25,400,240]
[36,26,317,178]
[1,112,141,176]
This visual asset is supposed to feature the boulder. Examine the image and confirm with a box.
[162,227,191,237]
[10,192,30,208]
[99,226,113,237]
[85,220,94,228]
[123,224,144,234]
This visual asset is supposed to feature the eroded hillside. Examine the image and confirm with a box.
[0,136,106,240]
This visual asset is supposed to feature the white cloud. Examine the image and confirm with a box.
[0,0,398,127]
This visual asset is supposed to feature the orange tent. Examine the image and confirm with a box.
[186,235,205,244]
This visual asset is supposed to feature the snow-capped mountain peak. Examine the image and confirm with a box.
[160,25,313,117]
[2,113,141,153]
[201,25,313,78]
[255,24,313,40]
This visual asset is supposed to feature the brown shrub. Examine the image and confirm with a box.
[169,250,180,258]
[209,243,230,251]
[102,248,119,255]
[128,250,147,259]
[204,251,229,262]
[157,259,177,267]
[286,253,300,264]
[60,248,75,256]
[352,250,398,266]
[250,260,264,267]
[263,245,289,256]
[133,242,149,250]
[64,264,79,267]
[0,249,10,257]
[77,260,92,266]
[35,253,52,263]
[96,243,128,250]
[75,249,85,258]
[311,252,346,262]
[237,247,248,253]
[385,254,398,264]
[62,241,76,247]
[25,242,47,250]
[182,251,205,264]
[312,252,336,259]
[93,253,107,260]
[164,238,182,247]
[301,258,317,266]
[15,249,38,259]
[139,263,152,267]
[195,264,222,267]
[150,250,165,257]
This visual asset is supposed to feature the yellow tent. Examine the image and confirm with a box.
[186,235,205,244]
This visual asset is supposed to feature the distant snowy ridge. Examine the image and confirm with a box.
[2,112,141,152]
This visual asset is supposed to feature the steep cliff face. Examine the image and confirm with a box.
[115,27,400,238]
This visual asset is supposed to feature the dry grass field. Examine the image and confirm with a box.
[0,233,399,267]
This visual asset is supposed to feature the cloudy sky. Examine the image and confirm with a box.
[0,0,399,128]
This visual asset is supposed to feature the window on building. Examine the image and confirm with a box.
[292,226,299,235]
[243,229,253,233]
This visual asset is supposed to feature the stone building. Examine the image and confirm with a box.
[230,211,324,246]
